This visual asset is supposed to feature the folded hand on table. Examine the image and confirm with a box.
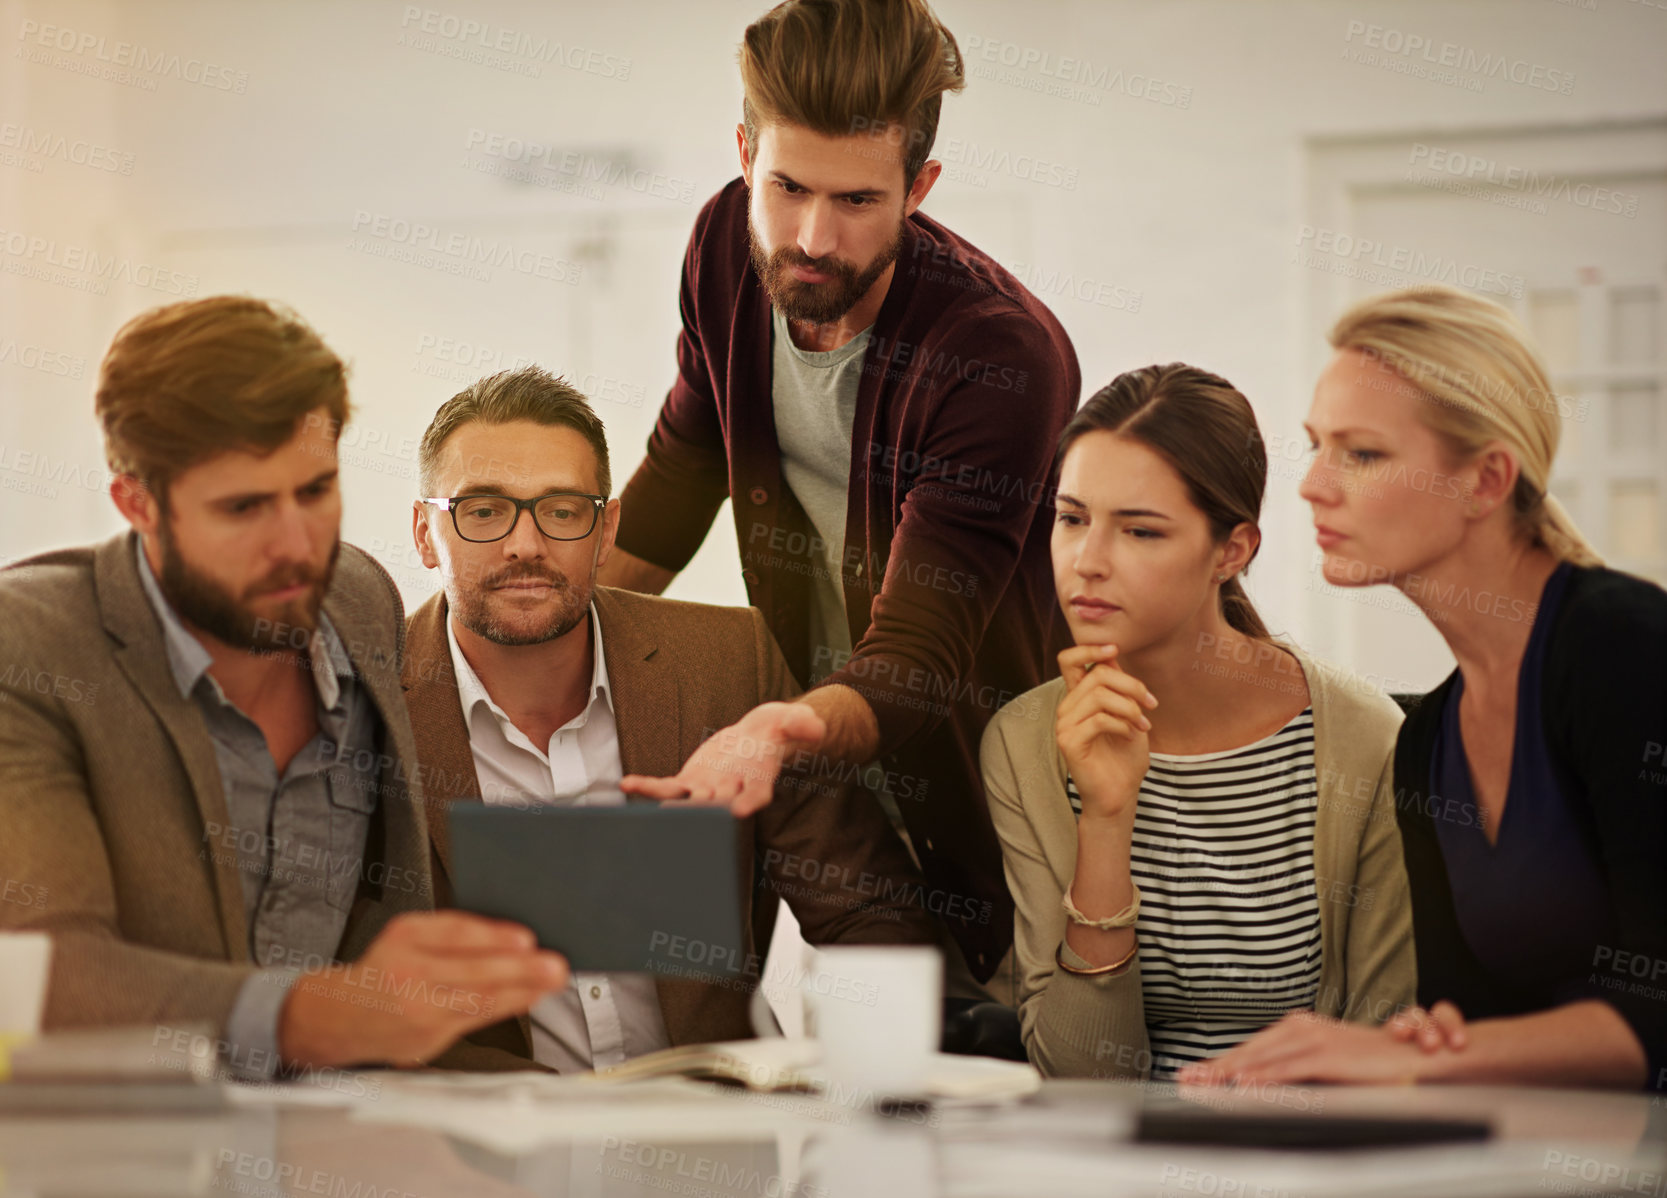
[1385,1001,1469,1053]
[1176,1007,1468,1087]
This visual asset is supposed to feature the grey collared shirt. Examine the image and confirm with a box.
[135,541,383,1079]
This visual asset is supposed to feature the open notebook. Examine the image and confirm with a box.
[595,1037,1041,1102]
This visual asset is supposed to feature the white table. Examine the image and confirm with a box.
[0,1078,1661,1197]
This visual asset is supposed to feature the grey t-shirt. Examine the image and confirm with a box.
[770,306,871,684]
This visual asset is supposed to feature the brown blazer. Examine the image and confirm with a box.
[0,533,433,1040]
[402,584,936,1061]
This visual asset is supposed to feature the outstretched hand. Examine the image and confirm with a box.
[618,700,827,817]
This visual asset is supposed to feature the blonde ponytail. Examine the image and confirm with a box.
[1535,494,1603,568]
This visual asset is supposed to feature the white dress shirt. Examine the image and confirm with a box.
[446,604,671,1073]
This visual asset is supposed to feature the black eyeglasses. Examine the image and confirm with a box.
[421,492,606,543]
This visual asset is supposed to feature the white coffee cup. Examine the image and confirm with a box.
[0,932,51,1038]
[803,945,941,1098]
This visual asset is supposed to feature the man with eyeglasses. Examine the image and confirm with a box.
[405,366,933,1071]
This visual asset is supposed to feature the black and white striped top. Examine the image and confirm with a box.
[1065,708,1322,1080]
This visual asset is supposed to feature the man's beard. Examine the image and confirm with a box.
[450,562,593,647]
[747,214,904,325]
[157,520,338,652]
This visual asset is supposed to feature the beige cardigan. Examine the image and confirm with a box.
[981,640,1417,1079]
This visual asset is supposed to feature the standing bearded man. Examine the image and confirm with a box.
[601,0,1080,994]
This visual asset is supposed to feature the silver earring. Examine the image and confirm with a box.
[1217,574,1228,583]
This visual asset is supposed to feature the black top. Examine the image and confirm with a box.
[1395,564,1667,1090]
[1429,562,1618,998]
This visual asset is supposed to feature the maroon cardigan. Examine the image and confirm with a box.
[616,177,1080,978]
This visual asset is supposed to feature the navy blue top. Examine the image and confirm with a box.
[1395,563,1667,1090]
[1429,562,1618,1005]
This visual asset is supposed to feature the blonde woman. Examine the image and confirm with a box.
[1191,286,1667,1091]
[982,364,1415,1081]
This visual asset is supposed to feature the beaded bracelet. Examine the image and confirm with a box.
[1061,883,1140,930]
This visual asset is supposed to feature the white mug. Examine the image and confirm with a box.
[803,945,941,1099]
[0,932,51,1038]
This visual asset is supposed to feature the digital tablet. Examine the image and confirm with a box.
[1134,1108,1493,1150]
[446,802,746,978]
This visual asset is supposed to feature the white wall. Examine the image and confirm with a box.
[3,0,1663,689]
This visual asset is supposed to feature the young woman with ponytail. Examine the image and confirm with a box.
[1192,285,1667,1091]
[982,364,1415,1080]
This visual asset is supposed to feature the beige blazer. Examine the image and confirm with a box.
[980,640,1417,1078]
[403,585,937,1064]
[0,534,434,1039]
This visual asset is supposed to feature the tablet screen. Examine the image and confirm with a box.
[447,802,747,978]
